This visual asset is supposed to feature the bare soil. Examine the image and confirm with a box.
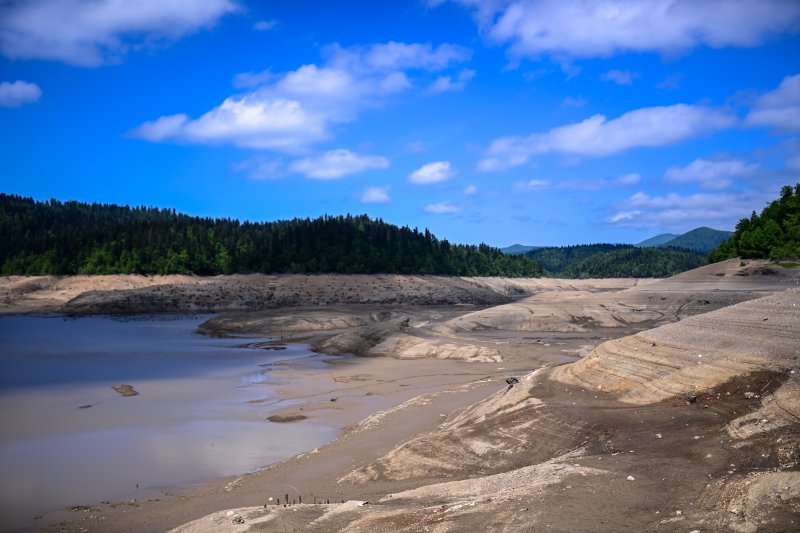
[14,259,800,532]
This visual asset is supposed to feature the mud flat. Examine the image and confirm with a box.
[29,259,800,531]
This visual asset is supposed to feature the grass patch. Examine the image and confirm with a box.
[774,261,800,268]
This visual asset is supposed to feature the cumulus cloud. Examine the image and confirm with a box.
[289,149,389,179]
[447,0,800,60]
[746,73,800,133]
[0,0,239,66]
[601,69,636,85]
[478,104,735,170]
[361,186,391,203]
[664,158,759,190]
[424,200,461,214]
[133,41,471,153]
[607,189,770,229]
[0,80,41,107]
[428,69,476,93]
[408,161,456,184]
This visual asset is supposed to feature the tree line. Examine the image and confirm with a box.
[523,243,707,278]
[0,194,543,277]
[710,183,800,262]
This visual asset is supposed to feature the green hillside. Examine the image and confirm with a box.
[710,183,800,261]
[664,227,732,253]
[562,247,707,278]
[0,194,542,277]
[636,233,678,247]
[500,244,542,254]
[523,243,706,278]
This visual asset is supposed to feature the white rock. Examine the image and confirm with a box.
[627,476,635,481]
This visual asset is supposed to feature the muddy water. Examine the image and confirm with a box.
[0,316,336,531]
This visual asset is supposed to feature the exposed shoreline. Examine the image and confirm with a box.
[4,260,799,531]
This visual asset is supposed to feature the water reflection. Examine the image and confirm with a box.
[0,316,337,530]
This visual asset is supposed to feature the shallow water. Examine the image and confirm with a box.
[0,315,337,530]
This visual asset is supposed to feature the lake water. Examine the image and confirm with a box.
[0,315,337,530]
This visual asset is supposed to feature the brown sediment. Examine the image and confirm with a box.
[266,415,308,423]
[111,384,138,397]
[32,259,800,532]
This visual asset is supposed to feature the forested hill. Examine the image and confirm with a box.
[523,243,707,278]
[0,194,542,277]
[710,183,800,262]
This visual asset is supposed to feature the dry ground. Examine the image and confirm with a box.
[22,259,800,532]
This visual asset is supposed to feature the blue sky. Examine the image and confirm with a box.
[1,0,799,247]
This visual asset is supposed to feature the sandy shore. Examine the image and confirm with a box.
[13,259,800,531]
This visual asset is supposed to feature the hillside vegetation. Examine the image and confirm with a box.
[654,226,731,253]
[0,194,542,277]
[710,183,800,261]
[523,244,706,278]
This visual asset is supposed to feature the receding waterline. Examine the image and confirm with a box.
[0,315,337,530]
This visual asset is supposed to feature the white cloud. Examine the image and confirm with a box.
[561,173,641,190]
[449,0,800,60]
[232,156,285,180]
[601,69,636,85]
[289,149,389,180]
[253,19,277,31]
[424,201,461,214]
[514,174,639,191]
[133,41,471,153]
[361,186,391,203]
[0,80,41,107]
[746,73,800,133]
[609,210,642,223]
[428,69,476,93]
[325,41,471,73]
[664,158,759,190]
[132,95,329,152]
[478,104,735,170]
[0,0,239,66]
[514,179,550,190]
[464,184,478,195]
[233,69,273,88]
[607,189,771,229]
[408,161,456,184]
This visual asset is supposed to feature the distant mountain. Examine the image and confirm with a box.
[562,247,707,278]
[661,227,732,253]
[637,227,732,254]
[522,243,706,278]
[523,244,629,273]
[636,233,678,247]
[501,244,542,254]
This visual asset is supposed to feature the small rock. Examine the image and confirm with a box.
[232,514,244,524]
[744,392,756,399]
[627,476,635,481]
[656,433,662,439]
